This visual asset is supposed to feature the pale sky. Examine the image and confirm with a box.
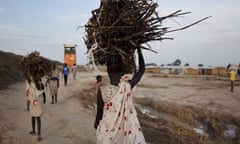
[0,0,239,67]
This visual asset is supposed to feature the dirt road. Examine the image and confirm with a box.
[1,72,240,144]
[0,72,98,144]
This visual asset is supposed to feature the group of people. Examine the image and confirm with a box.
[23,57,239,143]
[62,63,78,86]
[24,63,78,141]
[24,48,147,143]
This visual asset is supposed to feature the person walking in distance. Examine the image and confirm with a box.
[40,79,46,104]
[48,65,60,104]
[62,63,69,86]
[229,69,236,92]
[238,63,240,77]
[72,63,77,80]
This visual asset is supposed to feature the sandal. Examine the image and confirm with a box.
[29,131,36,135]
[37,136,43,141]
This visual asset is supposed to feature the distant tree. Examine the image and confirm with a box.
[167,64,172,66]
[184,63,190,67]
[172,59,181,66]
[198,64,204,67]
[226,63,231,72]
[145,63,157,67]
[160,64,165,67]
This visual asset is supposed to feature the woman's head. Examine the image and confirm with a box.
[52,64,56,70]
[106,55,124,84]
[106,55,135,74]
[106,55,123,73]
[96,75,102,82]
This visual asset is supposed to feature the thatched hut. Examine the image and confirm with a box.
[160,66,184,75]
[184,68,199,75]
[145,66,160,73]
[212,67,228,76]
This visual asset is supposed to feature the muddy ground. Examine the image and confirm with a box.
[0,72,240,144]
[134,74,240,144]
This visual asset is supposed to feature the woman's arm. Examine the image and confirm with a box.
[130,48,145,89]
[94,89,104,129]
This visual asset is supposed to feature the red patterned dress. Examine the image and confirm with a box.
[96,74,146,144]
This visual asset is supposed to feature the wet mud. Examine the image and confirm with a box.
[77,76,240,144]
[135,97,240,144]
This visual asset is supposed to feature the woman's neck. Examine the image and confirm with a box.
[109,73,121,86]
[110,81,119,86]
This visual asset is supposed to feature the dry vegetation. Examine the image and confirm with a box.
[0,51,23,89]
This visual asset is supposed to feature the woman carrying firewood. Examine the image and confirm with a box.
[85,0,210,143]
[94,48,146,144]
[26,75,45,141]
[19,51,52,142]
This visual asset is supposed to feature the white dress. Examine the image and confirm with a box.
[29,82,43,117]
[49,70,59,96]
[96,74,146,144]
[72,65,77,78]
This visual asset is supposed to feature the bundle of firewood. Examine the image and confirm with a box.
[84,0,210,72]
[19,51,52,81]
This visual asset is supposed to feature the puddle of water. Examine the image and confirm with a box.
[193,128,209,137]
[224,124,238,139]
[135,103,209,137]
